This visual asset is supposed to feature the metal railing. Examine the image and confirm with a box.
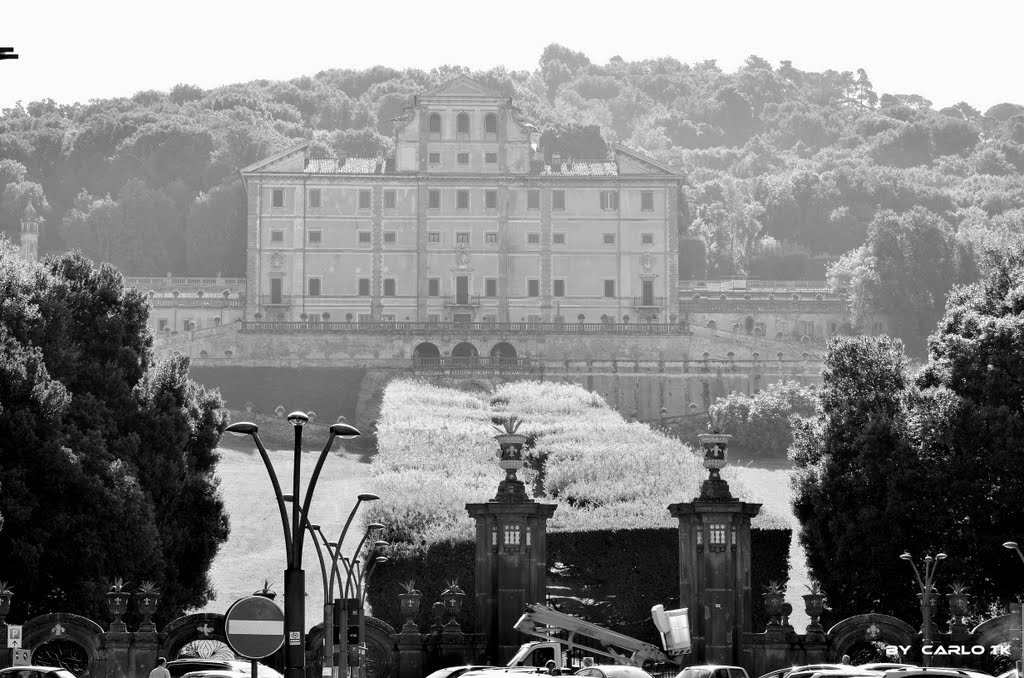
[679,279,832,293]
[148,298,244,308]
[125,276,246,288]
[443,294,481,307]
[239,320,692,336]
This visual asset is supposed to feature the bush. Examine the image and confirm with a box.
[708,381,818,460]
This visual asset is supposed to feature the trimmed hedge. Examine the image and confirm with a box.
[365,524,790,640]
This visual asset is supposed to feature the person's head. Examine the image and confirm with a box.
[582,658,594,668]
[841,655,851,665]
[545,661,556,670]
[157,658,167,667]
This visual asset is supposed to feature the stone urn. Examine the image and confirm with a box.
[441,580,466,628]
[135,582,161,628]
[107,578,131,629]
[492,416,530,503]
[398,581,422,630]
[802,589,825,629]
[917,590,939,616]
[947,583,970,623]
[762,581,786,626]
[697,432,734,501]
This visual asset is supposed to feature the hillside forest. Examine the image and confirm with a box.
[2,45,1024,354]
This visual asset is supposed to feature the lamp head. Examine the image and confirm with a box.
[357,493,380,502]
[935,553,947,560]
[226,422,259,436]
[375,556,388,563]
[307,523,321,531]
[373,540,389,548]
[330,423,361,439]
[366,522,385,532]
[1004,541,1019,550]
[900,552,912,561]
[287,411,309,427]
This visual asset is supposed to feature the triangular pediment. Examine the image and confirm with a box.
[613,144,679,176]
[418,76,508,101]
[241,142,309,173]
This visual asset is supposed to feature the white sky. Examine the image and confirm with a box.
[1,0,1022,114]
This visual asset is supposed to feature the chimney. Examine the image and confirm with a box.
[551,154,562,173]
[566,156,573,171]
[375,153,384,174]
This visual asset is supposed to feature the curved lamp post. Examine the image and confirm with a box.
[900,550,946,666]
[342,549,389,678]
[1003,542,1024,672]
[305,493,381,678]
[310,522,387,678]
[226,414,360,678]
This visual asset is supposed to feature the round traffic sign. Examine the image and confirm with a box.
[224,596,285,659]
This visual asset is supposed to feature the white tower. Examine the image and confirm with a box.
[20,201,40,263]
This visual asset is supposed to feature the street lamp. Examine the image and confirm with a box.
[1003,542,1024,674]
[900,550,947,667]
[226,414,360,678]
[341,549,389,678]
[304,494,380,678]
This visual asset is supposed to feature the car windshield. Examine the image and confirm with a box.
[679,670,713,678]
[167,662,233,678]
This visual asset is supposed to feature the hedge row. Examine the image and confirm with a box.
[365,524,790,640]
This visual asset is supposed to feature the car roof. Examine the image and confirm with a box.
[0,668,75,673]
[585,668,653,678]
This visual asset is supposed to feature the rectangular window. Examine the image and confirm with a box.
[642,233,654,245]
[603,233,615,245]
[270,230,284,243]
[308,278,321,297]
[272,188,284,208]
[308,229,322,245]
[384,231,396,243]
[428,314,441,323]
[428,152,441,164]
[600,190,618,210]
[383,190,396,209]
[157,318,168,331]
[358,278,371,296]
[527,232,540,244]
[428,190,440,209]
[456,190,469,209]
[641,191,655,211]
[358,231,371,244]
[552,190,566,210]
[485,232,497,244]
[457,152,470,165]
[358,190,371,210]
[358,313,373,324]
[485,152,497,164]
[428,278,440,297]
[456,232,470,244]
[309,188,321,208]
[485,278,497,297]
[428,231,440,243]
[383,279,396,296]
[553,232,566,245]
[527,279,540,297]
[307,313,321,323]
[527,189,540,210]
[485,190,497,209]
[553,279,565,297]
[603,280,615,298]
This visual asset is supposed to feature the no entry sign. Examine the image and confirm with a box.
[225,596,285,659]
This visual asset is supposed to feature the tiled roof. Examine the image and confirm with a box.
[540,161,618,176]
[305,157,382,174]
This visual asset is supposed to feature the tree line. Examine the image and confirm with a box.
[2,46,1024,353]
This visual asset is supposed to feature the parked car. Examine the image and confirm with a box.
[182,671,248,678]
[677,665,750,678]
[881,670,993,678]
[166,659,281,678]
[0,667,79,678]
[757,665,849,678]
[425,667,506,678]
[576,666,657,678]
[857,667,916,673]
[996,669,1019,678]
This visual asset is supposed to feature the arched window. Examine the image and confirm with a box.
[456,112,470,135]
[484,113,498,134]
[429,113,441,134]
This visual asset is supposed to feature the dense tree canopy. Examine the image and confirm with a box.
[791,252,1024,624]
[708,380,818,459]
[3,45,1024,349]
[0,240,230,623]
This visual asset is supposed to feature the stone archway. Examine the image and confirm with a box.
[490,342,518,365]
[450,342,479,364]
[973,613,1019,657]
[23,613,104,678]
[827,613,916,662]
[303,617,396,678]
[413,342,440,359]
[160,612,228,659]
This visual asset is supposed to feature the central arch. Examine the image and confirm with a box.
[451,341,479,364]
[826,613,916,662]
[413,341,440,363]
[490,341,518,364]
